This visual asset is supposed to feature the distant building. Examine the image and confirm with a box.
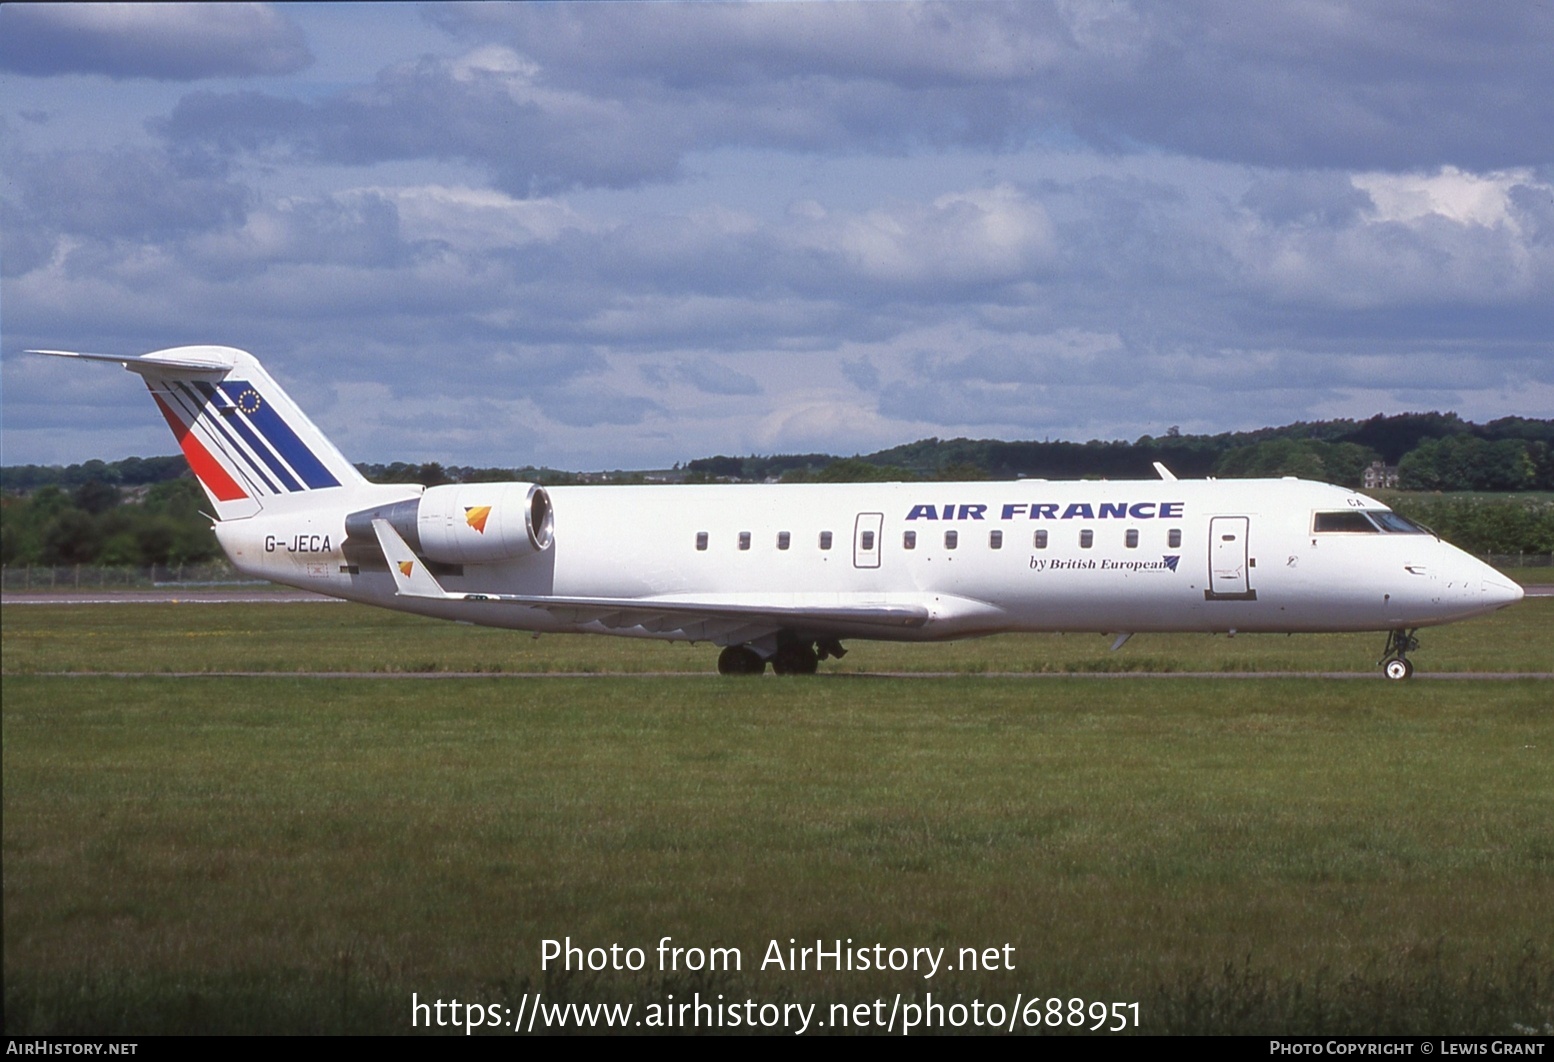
[1362,461,1400,490]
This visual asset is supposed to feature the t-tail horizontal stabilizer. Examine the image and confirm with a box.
[372,519,452,600]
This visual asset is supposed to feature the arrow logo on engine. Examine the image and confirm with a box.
[465,506,491,534]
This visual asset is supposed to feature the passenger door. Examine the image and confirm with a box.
[1207,515,1256,600]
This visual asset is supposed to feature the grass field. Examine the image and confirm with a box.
[3,593,1551,676]
[3,602,1551,1036]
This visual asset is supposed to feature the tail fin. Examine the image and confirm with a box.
[30,346,365,520]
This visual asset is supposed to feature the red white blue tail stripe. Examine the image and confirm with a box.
[149,377,342,497]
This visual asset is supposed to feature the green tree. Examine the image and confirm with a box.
[932,461,990,482]
[72,479,120,516]
[41,509,103,565]
[814,458,915,483]
[1213,439,1378,485]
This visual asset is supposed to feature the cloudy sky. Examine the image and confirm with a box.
[3,2,1550,471]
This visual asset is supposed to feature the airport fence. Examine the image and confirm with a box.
[1483,552,1553,569]
[1,562,270,592]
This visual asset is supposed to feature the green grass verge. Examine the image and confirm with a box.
[3,597,1550,675]
[4,672,1551,1035]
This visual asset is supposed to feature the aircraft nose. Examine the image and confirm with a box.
[1480,574,1524,610]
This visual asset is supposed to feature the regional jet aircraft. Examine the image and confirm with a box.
[33,346,1524,678]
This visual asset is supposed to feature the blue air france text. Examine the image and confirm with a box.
[905,502,1186,520]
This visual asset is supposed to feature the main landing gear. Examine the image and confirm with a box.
[717,645,766,675]
[715,638,847,676]
[1379,628,1420,681]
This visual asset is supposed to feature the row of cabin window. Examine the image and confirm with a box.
[695,528,1184,551]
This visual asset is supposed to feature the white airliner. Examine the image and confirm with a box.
[33,346,1524,678]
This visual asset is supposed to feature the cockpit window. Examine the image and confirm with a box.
[1367,510,1429,534]
[1313,511,1379,533]
[1314,509,1432,534]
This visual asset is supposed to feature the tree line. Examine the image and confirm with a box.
[690,412,1554,489]
[2,477,219,567]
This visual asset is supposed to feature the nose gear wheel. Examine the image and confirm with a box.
[1379,628,1420,681]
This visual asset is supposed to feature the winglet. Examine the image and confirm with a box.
[1152,462,1178,482]
[372,518,451,599]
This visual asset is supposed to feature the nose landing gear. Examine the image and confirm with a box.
[1380,628,1420,680]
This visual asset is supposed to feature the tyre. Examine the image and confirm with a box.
[717,645,765,675]
[772,642,820,676]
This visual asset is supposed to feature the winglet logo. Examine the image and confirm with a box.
[465,506,492,534]
[1163,555,1180,572]
[398,561,415,577]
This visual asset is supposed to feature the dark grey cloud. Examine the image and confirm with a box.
[0,4,312,81]
[158,54,686,195]
[193,192,409,279]
[841,357,881,391]
[427,1,1554,174]
[427,2,1066,91]
[1241,172,1373,228]
[138,3,1553,199]
[1053,3,1554,171]
[674,357,761,397]
[153,15,1063,193]
[538,386,660,428]
[1,146,251,275]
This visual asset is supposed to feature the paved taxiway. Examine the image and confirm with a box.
[19,669,1553,680]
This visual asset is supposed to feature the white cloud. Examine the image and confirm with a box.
[1229,168,1553,308]
[787,184,1056,285]
[378,185,592,248]
[448,45,539,84]
[1354,166,1536,230]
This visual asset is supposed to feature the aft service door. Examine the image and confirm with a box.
[853,512,883,569]
[1207,515,1256,600]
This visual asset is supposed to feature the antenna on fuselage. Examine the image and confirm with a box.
[1152,462,1178,481]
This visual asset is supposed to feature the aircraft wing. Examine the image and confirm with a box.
[371,518,930,642]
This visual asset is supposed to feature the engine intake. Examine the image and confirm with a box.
[345,482,553,565]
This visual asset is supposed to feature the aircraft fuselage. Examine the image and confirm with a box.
[216,477,1520,642]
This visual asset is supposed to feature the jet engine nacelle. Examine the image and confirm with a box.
[417,482,553,563]
[345,482,553,565]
